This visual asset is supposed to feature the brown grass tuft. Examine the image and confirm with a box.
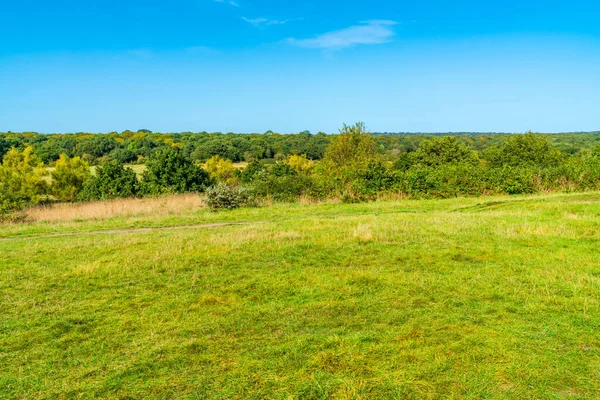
[26,194,205,223]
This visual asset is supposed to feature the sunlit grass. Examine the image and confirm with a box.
[2,193,600,398]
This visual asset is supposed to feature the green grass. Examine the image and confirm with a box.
[2,193,600,399]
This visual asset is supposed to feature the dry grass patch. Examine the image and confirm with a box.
[26,193,205,223]
[353,223,375,244]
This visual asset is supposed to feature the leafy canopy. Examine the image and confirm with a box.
[484,132,564,168]
[0,147,48,217]
[411,136,479,167]
[322,122,378,169]
[141,148,212,195]
[78,161,139,201]
[204,155,238,185]
[51,155,92,202]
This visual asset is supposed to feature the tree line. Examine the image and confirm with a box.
[2,129,600,167]
[3,123,600,219]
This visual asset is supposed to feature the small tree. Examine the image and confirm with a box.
[287,154,315,174]
[0,147,48,217]
[411,137,479,167]
[140,148,212,195]
[78,161,139,201]
[322,122,378,169]
[204,155,239,185]
[239,160,267,183]
[0,137,13,161]
[484,132,564,168]
[51,155,91,202]
[316,122,380,198]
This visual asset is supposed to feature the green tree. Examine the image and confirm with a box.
[141,148,212,195]
[204,155,239,185]
[51,155,91,202]
[0,147,48,217]
[484,132,564,168]
[78,161,139,201]
[0,137,14,161]
[322,122,378,169]
[75,136,118,161]
[316,122,380,197]
[411,136,479,167]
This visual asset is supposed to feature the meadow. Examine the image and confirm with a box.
[2,192,600,399]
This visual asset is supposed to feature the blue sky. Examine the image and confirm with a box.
[1,0,599,133]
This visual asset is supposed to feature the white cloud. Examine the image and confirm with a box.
[242,17,268,27]
[214,0,240,7]
[242,17,293,28]
[287,20,398,50]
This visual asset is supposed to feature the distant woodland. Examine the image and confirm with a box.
[2,129,600,166]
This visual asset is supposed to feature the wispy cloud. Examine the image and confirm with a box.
[214,0,240,7]
[287,20,398,50]
[242,17,295,28]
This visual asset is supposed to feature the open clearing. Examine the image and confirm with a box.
[2,193,600,398]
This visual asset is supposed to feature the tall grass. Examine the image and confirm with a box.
[25,193,204,222]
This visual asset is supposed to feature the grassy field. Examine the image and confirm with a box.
[2,193,600,398]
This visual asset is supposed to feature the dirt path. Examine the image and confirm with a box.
[0,222,258,242]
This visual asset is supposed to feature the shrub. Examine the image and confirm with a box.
[238,160,267,183]
[402,167,442,198]
[109,148,138,164]
[204,155,239,185]
[488,166,537,195]
[141,148,212,195]
[411,137,479,167]
[322,122,378,170]
[345,162,399,201]
[78,161,139,201]
[205,183,255,210]
[0,147,48,219]
[484,132,564,168]
[287,154,315,174]
[251,173,315,202]
[270,161,297,178]
[74,136,118,162]
[51,155,91,202]
[317,122,380,197]
[392,152,413,172]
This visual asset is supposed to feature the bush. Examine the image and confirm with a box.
[411,137,479,167]
[109,148,138,164]
[238,160,267,183]
[317,122,380,197]
[78,161,139,201]
[487,166,537,195]
[287,154,315,174]
[344,162,399,201]
[484,132,564,168]
[141,148,212,195]
[204,155,239,185]
[51,155,91,201]
[0,147,48,219]
[251,173,315,202]
[205,183,255,210]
